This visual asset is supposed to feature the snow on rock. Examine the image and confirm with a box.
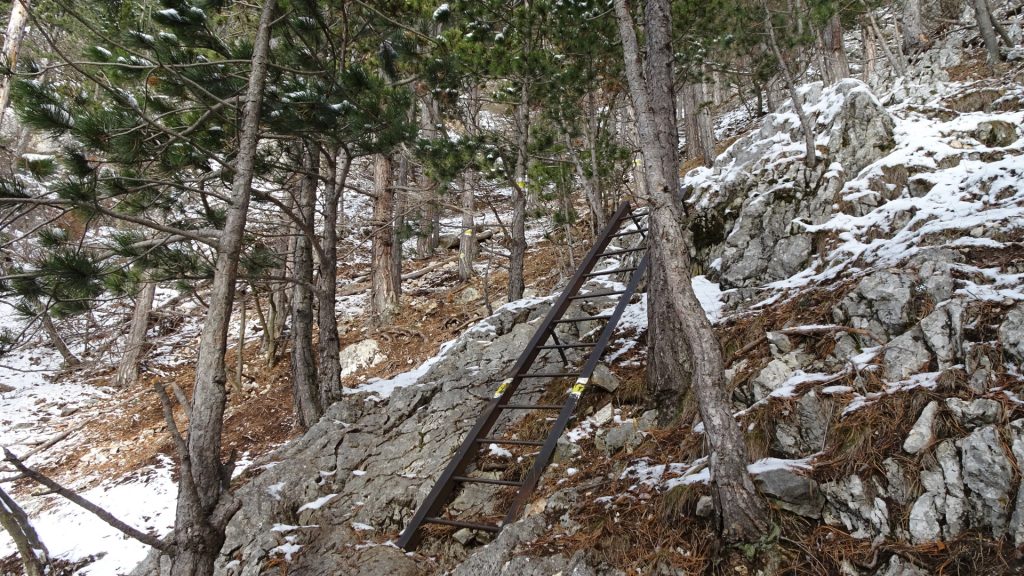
[298,494,338,512]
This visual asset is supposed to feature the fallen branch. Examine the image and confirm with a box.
[776,324,884,345]
[3,448,171,552]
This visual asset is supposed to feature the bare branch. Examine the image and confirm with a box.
[3,448,171,552]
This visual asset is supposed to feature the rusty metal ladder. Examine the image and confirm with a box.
[397,201,649,550]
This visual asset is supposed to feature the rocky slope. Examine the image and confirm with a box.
[128,38,1024,576]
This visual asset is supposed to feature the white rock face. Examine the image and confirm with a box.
[338,339,384,378]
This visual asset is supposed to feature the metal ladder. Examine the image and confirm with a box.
[397,201,649,550]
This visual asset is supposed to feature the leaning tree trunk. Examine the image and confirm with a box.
[763,2,818,170]
[0,0,30,131]
[290,144,321,429]
[172,2,275,575]
[0,486,48,576]
[615,0,769,543]
[38,309,80,366]
[370,153,400,327]
[115,280,156,388]
[317,148,350,407]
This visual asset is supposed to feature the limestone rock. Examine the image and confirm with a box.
[902,401,938,454]
[752,358,795,401]
[754,467,824,518]
[822,475,891,538]
[882,327,932,381]
[590,364,619,393]
[973,120,1019,147]
[773,391,830,457]
[596,420,642,455]
[944,398,1002,429]
[1000,304,1024,366]
[958,426,1014,537]
[875,556,930,576]
[919,302,963,369]
[837,271,914,342]
[340,339,385,378]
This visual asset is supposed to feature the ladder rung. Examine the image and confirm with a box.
[567,290,626,300]
[423,517,501,532]
[498,403,563,410]
[628,210,649,218]
[553,315,612,324]
[476,438,545,446]
[599,246,646,257]
[584,267,637,277]
[536,343,595,349]
[452,475,523,487]
[514,371,580,378]
[609,228,648,237]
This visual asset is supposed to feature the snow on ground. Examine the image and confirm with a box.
[0,457,177,576]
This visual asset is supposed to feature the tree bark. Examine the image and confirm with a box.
[819,14,850,84]
[291,144,322,429]
[901,0,932,54]
[115,280,156,388]
[370,153,399,327]
[39,310,80,366]
[458,176,477,281]
[508,82,529,302]
[416,97,439,259]
[862,21,878,85]
[680,79,715,166]
[172,2,275,575]
[0,486,48,576]
[0,0,30,131]
[317,148,350,407]
[971,0,1002,67]
[614,0,769,543]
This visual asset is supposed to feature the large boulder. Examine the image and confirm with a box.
[686,79,895,288]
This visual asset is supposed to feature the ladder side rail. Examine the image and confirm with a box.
[502,252,650,524]
[398,201,634,550]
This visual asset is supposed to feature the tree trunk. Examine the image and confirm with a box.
[901,0,931,54]
[416,97,439,260]
[39,310,80,366]
[583,91,607,235]
[370,153,399,327]
[862,21,878,84]
[0,0,30,131]
[290,144,321,430]
[820,14,850,84]
[0,486,48,576]
[763,4,818,170]
[317,148,350,407]
[680,79,715,167]
[171,2,275,575]
[614,0,769,543]
[508,83,529,302]
[865,8,906,76]
[115,280,156,388]
[971,0,1002,66]
[458,176,477,281]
